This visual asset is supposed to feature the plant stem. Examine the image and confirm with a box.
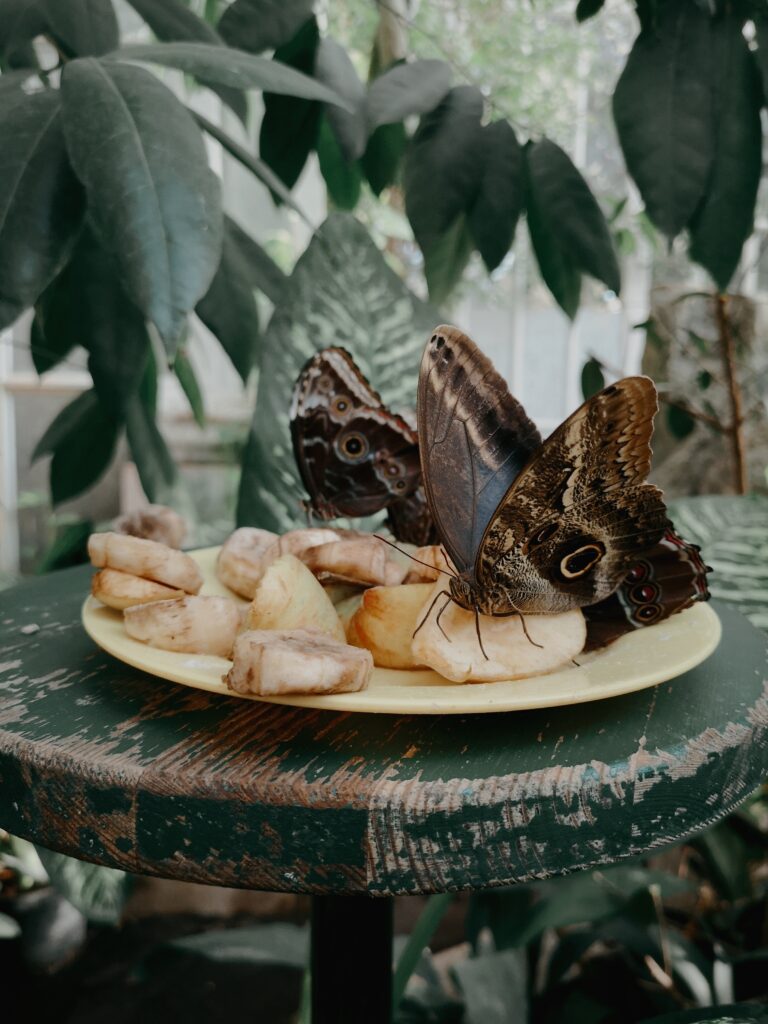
[714,293,748,494]
[657,396,725,434]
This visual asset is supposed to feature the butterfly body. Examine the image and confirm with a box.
[418,326,670,615]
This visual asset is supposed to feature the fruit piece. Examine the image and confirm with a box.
[348,583,433,669]
[124,595,241,657]
[88,532,202,593]
[216,526,279,598]
[113,504,187,548]
[225,629,373,696]
[302,537,407,587]
[245,554,345,643]
[91,568,184,610]
[411,583,586,682]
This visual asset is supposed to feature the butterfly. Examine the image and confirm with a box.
[290,347,437,545]
[417,325,672,618]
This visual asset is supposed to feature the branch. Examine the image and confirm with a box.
[715,293,748,494]
[657,394,726,433]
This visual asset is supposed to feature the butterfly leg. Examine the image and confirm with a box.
[435,593,454,642]
[517,610,544,650]
[474,605,489,661]
[412,588,448,639]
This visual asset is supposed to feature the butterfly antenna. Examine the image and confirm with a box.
[435,593,453,642]
[373,534,457,579]
[474,606,489,661]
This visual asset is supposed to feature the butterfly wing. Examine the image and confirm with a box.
[290,348,422,519]
[475,377,670,613]
[386,485,438,546]
[417,326,543,574]
[583,526,711,649]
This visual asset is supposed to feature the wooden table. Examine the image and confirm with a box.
[0,566,767,1022]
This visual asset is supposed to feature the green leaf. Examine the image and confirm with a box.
[237,212,440,531]
[423,214,474,304]
[259,19,322,191]
[525,143,581,318]
[114,42,350,106]
[61,58,222,350]
[32,390,120,504]
[691,820,754,900]
[158,923,308,965]
[218,0,313,54]
[316,116,362,210]
[36,230,150,412]
[756,18,768,101]
[35,847,130,924]
[468,119,523,273]
[37,518,93,572]
[393,894,454,1009]
[452,948,527,1024]
[125,392,177,502]
[404,85,485,258]
[361,121,407,195]
[31,298,77,376]
[0,90,85,330]
[196,216,262,381]
[174,349,206,428]
[124,0,247,123]
[366,59,452,133]
[688,12,763,291]
[666,403,696,439]
[223,216,287,305]
[698,369,712,390]
[526,138,620,293]
[581,356,605,398]
[576,0,605,21]
[314,37,367,161]
[0,0,47,66]
[41,0,118,57]
[613,0,714,239]
[638,1004,768,1024]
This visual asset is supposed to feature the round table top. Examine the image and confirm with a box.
[0,565,766,896]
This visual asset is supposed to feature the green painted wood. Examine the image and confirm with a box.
[0,566,766,895]
[669,494,768,633]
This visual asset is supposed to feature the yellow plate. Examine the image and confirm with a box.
[82,546,721,715]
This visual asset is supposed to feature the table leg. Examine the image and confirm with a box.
[310,894,393,1024]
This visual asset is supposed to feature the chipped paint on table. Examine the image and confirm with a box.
[0,567,766,895]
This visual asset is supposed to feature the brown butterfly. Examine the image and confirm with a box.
[417,325,671,618]
[290,347,436,544]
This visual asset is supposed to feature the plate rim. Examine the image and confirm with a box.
[81,546,722,715]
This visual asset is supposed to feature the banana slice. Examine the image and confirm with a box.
[91,568,184,610]
[215,527,279,598]
[403,545,454,584]
[411,583,586,682]
[88,532,202,594]
[302,537,407,587]
[347,583,433,669]
[124,596,241,658]
[225,629,373,696]
[113,505,187,549]
[245,554,345,642]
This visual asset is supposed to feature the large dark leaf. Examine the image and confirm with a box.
[174,348,205,428]
[236,213,440,531]
[114,42,349,105]
[61,58,222,350]
[0,89,85,330]
[361,121,406,195]
[468,119,523,273]
[124,0,247,123]
[125,391,177,502]
[689,13,763,291]
[41,0,118,57]
[196,215,262,381]
[259,19,322,191]
[32,390,120,505]
[35,231,150,411]
[613,0,714,239]
[314,37,366,161]
[218,0,313,54]
[526,137,620,293]
[35,847,130,924]
[366,59,452,133]
[524,143,581,318]
[316,116,362,210]
[423,214,474,305]
[0,0,47,66]
[221,216,288,305]
[404,85,485,257]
